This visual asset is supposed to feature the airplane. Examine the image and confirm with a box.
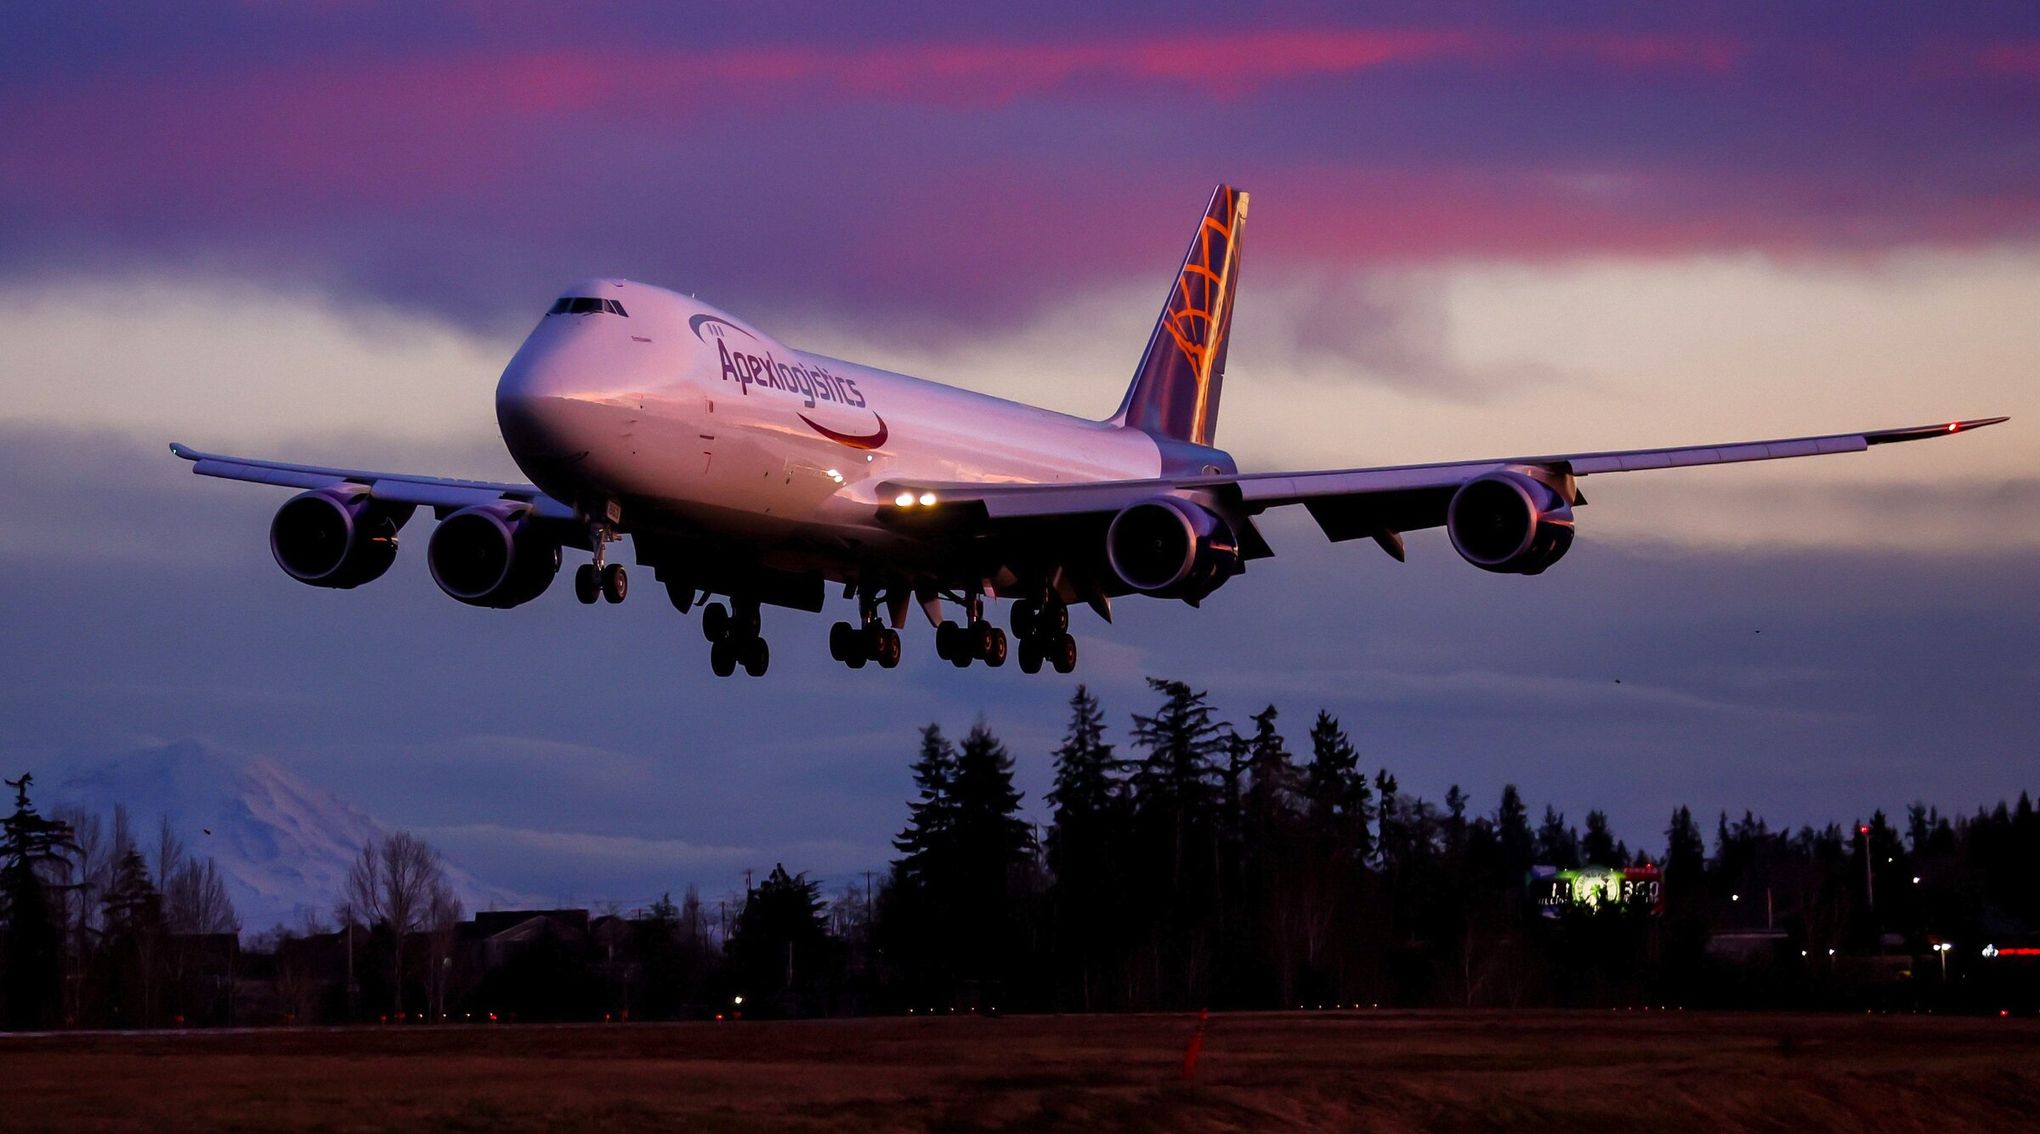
[173,185,2006,678]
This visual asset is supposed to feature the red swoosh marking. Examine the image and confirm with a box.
[798,413,888,450]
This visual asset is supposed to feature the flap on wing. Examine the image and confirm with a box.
[1302,486,1459,542]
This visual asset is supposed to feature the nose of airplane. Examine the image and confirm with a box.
[496,338,600,484]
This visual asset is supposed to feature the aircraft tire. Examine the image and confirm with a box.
[877,629,902,669]
[733,603,761,640]
[1011,601,1037,640]
[709,638,736,677]
[703,602,730,642]
[1049,633,1077,674]
[602,564,628,603]
[574,563,600,605]
[983,628,1007,667]
[1044,601,1069,636]
[1017,639,1043,674]
[829,621,854,661]
[741,637,770,677]
[935,621,960,661]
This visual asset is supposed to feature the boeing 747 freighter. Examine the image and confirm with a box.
[174,186,2005,676]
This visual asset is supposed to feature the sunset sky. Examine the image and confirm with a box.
[2,4,2034,909]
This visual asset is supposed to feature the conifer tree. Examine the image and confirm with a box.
[1045,687,1124,1009]
[727,864,833,1015]
[3,774,79,1029]
[1582,810,1623,867]
[892,724,959,888]
[1536,806,1581,868]
[1302,712,1372,862]
[948,723,1034,993]
[1129,679,1228,890]
[1496,785,1534,884]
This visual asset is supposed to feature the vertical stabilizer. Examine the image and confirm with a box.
[1111,184,1247,447]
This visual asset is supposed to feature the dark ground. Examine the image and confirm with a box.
[2,1010,2037,1132]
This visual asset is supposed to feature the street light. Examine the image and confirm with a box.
[1933,941,1953,982]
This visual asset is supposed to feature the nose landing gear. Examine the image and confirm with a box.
[575,523,628,604]
[703,599,768,677]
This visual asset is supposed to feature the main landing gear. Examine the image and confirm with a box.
[574,524,628,604]
[933,595,1010,669]
[702,599,769,678]
[1009,597,1077,674]
[830,618,901,669]
[831,590,902,670]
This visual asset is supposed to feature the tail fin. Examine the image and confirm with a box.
[1111,184,1247,447]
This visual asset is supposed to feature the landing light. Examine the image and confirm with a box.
[918,492,938,507]
[895,492,916,508]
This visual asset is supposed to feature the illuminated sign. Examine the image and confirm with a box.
[1530,864,1664,917]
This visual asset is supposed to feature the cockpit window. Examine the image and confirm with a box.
[546,297,628,317]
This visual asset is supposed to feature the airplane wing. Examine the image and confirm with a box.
[168,443,577,521]
[875,417,2010,546]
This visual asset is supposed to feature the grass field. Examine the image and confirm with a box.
[3,1011,2037,1132]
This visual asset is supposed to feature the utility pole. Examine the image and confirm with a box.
[344,904,358,1020]
[1859,824,1875,912]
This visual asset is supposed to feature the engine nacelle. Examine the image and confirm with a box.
[1106,496,1242,601]
[1446,470,1575,575]
[426,502,561,608]
[268,487,414,589]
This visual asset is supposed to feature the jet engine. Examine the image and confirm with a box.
[426,502,561,608]
[1446,470,1575,575]
[268,487,413,589]
[1105,496,1242,601]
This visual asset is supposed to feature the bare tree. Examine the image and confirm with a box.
[343,831,448,1017]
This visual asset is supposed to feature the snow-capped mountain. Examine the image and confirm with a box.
[49,740,522,935]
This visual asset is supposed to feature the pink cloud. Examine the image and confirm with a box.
[1978,41,2040,78]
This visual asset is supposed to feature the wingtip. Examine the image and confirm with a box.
[1866,417,2010,445]
[169,442,190,458]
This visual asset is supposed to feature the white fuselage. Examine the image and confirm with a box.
[495,279,1164,577]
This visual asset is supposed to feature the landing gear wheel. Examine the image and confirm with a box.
[935,621,961,663]
[971,620,995,659]
[702,602,729,642]
[1011,601,1038,640]
[829,621,855,662]
[1017,638,1043,674]
[574,563,600,605]
[740,637,770,677]
[982,627,1007,667]
[709,638,736,677]
[1042,600,1069,637]
[876,628,902,669]
[601,563,628,603]
[1049,633,1077,674]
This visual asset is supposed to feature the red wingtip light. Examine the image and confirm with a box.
[1948,422,1960,432]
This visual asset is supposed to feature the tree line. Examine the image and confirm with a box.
[6,679,2038,1026]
